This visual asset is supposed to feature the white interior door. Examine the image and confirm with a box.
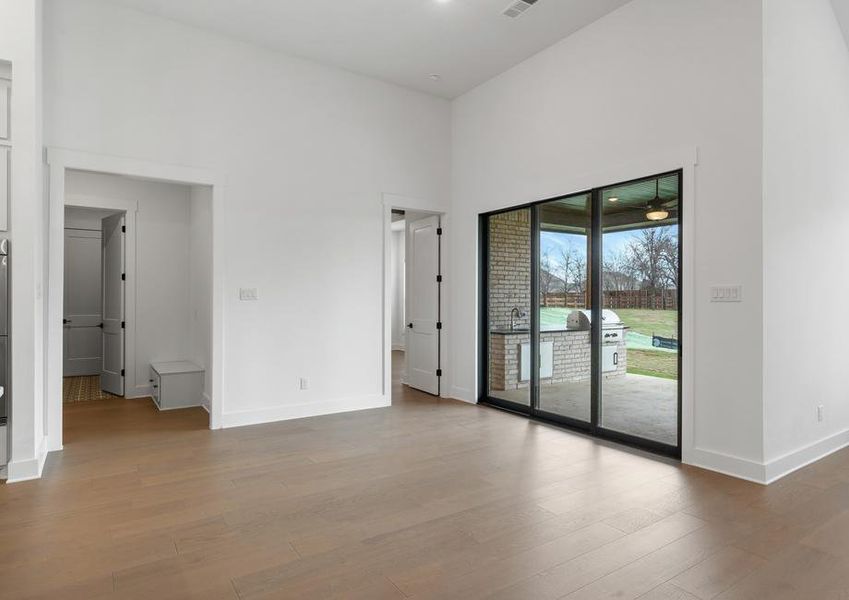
[405,215,440,395]
[63,229,103,376]
[101,213,126,396]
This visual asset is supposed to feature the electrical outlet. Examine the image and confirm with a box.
[817,405,824,422]
[299,377,309,390]
[239,288,258,301]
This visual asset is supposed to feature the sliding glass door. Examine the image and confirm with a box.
[485,208,532,409]
[480,171,682,457]
[599,174,681,447]
[536,193,592,426]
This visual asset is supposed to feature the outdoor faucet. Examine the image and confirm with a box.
[510,307,526,331]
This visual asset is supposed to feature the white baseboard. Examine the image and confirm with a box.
[449,385,475,404]
[686,430,849,485]
[201,392,211,413]
[220,393,390,429]
[764,429,849,484]
[6,436,49,483]
[130,384,153,399]
[685,446,767,485]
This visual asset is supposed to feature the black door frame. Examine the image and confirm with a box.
[478,169,683,459]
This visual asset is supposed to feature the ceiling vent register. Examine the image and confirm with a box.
[503,0,539,18]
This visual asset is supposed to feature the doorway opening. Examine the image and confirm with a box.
[386,206,443,398]
[59,169,213,441]
[479,170,683,458]
[63,206,126,402]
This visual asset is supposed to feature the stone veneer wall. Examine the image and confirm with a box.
[488,209,531,330]
[490,330,627,391]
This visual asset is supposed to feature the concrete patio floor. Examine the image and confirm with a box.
[492,374,678,446]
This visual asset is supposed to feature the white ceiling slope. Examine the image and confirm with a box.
[833,0,849,50]
[103,0,632,98]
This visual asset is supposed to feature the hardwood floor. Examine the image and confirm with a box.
[2,353,849,598]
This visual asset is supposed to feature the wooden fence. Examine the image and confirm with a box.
[541,289,678,310]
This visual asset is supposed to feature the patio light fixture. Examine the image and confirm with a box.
[645,179,669,221]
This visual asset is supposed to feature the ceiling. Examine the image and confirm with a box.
[833,0,849,50]
[103,0,632,98]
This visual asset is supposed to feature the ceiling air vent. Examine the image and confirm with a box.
[503,0,539,18]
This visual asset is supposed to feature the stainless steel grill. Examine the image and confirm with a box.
[566,309,625,343]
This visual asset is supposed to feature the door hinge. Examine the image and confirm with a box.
[121,225,126,233]
[436,227,443,236]
[121,368,125,377]
[436,369,442,377]
[436,322,442,330]
[121,273,126,281]
[436,275,442,283]
[121,321,126,329]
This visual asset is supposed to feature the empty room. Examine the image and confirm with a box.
[2,0,849,598]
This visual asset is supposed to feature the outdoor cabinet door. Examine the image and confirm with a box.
[405,214,440,395]
[101,213,125,396]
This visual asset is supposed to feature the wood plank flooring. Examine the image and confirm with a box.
[2,353,849,598]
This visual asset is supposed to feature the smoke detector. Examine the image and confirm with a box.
[503,0,539,18]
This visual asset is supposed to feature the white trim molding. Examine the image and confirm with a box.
[6,436,48,483]
[45,148,227,467]
[221,394,390,429]
[764,429,849,484]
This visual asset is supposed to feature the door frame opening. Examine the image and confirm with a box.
[62,206,127,395]
[381,194,446,405]
[46,149,225,454]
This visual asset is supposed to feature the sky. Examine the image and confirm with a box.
[540,230,634,269]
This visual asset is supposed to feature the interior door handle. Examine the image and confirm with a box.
[63,318,70,324]
[407,323,414,329]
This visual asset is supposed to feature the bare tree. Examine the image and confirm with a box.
[626,227,677,291]
[603,249,636,292]
[557,246,575,296]
[568,253,587,297]
[539,252,557,306]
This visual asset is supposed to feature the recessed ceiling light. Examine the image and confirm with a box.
[429,73,442,81]
[435,0,452,3]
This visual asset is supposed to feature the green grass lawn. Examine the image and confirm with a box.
[614,308,678,339]
[540,307,679,379]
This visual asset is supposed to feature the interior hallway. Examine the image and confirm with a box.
[1,354,849,598]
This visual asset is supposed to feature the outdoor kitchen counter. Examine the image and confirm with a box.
[488,327,627,391]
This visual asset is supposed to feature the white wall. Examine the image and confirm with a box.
[390,224,405,351]
[189,185,213,409]
[762,0,849,480]
[450,0,766,477]
[65,171,197,399]
[0,0,47,482]
[44,0,451,428]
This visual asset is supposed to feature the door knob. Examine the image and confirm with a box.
[407,323,414,329]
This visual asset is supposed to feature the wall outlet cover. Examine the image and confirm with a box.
[239,288,258,301]
[710,285,742,303]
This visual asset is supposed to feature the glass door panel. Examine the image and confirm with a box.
[536,193,592,423]
[486,208,532,407]
[599,173,680,446]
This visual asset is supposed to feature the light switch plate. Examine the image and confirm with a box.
[239,288,258,301]
[711,285,742,303]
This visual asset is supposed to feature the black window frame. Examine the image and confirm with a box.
[478,169,684,459]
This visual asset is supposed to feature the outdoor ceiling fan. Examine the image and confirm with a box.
[644,179,671,221]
